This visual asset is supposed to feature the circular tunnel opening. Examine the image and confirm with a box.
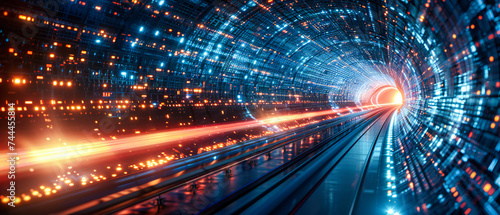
[369,86,404,105]
[376,87,403,105]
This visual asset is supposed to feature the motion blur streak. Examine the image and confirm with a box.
[0,104,384,171]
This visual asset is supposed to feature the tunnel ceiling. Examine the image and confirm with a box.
[185,0,408,104]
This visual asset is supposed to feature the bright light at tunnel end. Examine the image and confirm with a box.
[372,87,404,105]
[394,91,403,104]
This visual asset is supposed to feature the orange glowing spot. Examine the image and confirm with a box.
[484,183,492,192]
[465,208,471,215]
[490,56,494,62]
[470,171,476,179]
[49,53,55,58]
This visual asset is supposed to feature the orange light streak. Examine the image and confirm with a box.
[0,104,391,171]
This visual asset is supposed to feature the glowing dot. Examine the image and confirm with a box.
[465,208,471,215]
[484,183,492,192]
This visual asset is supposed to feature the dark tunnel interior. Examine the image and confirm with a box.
[1,0,500,214]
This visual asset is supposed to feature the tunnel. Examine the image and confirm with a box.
[0,0,499,214]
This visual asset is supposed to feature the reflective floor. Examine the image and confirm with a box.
[191,109,398,215]
[295,111,392,215]
[117,137,318,214]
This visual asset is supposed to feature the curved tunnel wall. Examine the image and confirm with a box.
[1,0,500,213]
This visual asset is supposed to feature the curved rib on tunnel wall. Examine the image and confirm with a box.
[176,0,500,213]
